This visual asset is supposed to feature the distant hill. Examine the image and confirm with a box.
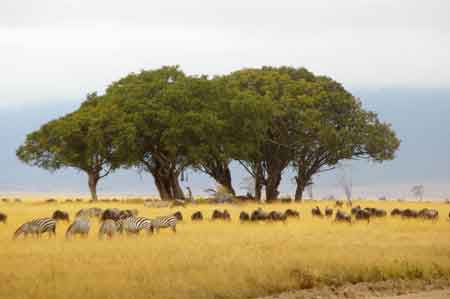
[1,88,449,199]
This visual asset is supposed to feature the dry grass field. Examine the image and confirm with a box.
[0,199,450,299]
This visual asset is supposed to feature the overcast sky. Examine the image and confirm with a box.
[1,0,450,107]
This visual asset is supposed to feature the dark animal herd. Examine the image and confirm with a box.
[310,205,440,223]
[0,201,448,240]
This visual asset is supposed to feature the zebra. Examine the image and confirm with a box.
[65,217,90,239]
[13,218,56,239]
[98,219,119,239]
[151,215,177,233]
[117,216,153,235]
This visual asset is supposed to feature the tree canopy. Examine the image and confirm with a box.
[16,65,400,201]
[17,93,134,200]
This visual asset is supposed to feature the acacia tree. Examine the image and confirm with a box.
[190,76,269,195]
[16,93,133,200]
[226,67,316,201]
[105,67,232,200]
[227,66,400,201]
[288,79,401,200]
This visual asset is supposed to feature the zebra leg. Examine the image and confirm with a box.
[172,225,176,233]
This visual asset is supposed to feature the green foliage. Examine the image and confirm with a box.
[225,66,400,200]
[16,93,134,199]
[16,65,400,201]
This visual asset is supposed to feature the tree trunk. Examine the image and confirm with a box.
[265,170,281,202]
[171,171,185,199]
[254,163,264,201]
[88,172,99,201]
[294,180,305,202]
[149,163,184,200]
[213,168,235,195]
[153,172,172,200]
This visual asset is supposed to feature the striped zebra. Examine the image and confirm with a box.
[117,216,153,235]
[13,217,56,239]
[65,217,90,239]
[151,215,177,233]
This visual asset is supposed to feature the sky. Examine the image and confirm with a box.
[0,1,449,199]
[1,1,450,107]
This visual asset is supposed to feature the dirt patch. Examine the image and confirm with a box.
[375,289,450,299]
[257,278,450,299]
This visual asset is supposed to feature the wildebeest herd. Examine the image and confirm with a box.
[0,201,448,240]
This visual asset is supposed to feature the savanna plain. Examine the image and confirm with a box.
[1,199,450,299]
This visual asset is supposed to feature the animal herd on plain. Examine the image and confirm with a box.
[0,199,448,240]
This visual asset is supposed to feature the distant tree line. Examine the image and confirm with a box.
[16,66,401,201]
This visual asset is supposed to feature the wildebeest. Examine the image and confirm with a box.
[1,198,9,203]
[46,198,57,203]
[363,207,387,217]
[391,208,403,216]
[418,208,439,220]
[239,211,250,222]
[212,210,223,220]
[191,211,203,221]
[251,208,268,221]
[65,217,90,239]
[173,211,183,221]
[52,210,70,222]
[101,208,121,221]
[311,206,323,217]
[335,210,352,224]
[268,211,287,222]
[211,210,231,221]
[325,207,333,217]
[401,209,419,218]
[284,209,300,219]
[119,209,138,219]
[351,206,362,215]
[0,212,7,224]
[14,198,22,203]
[98,219,118,239]
[355,209,371,223]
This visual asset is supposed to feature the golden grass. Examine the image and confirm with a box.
[0,200,450,299]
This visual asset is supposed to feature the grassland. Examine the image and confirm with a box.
[0,199,449,299]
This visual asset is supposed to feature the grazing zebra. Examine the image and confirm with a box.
[98,219,119,239]
[65,217,90,239]
[117,216,153,235]
[151,215,177,233]
[13,218,56,239]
